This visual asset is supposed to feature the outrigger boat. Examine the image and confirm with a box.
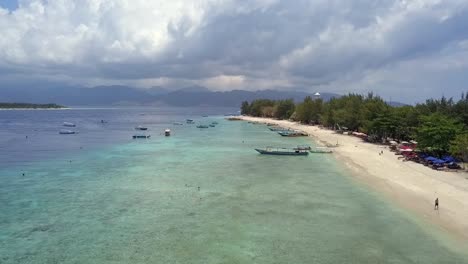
[255,147,309,156]
[133,134,150,139]
[295,145,312,151]
[59,129,77,135]
[277,131,308,137]
[269,126,290,132]
[309,147,333,153]
[63,122,76,127]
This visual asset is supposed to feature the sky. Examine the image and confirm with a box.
[1,0,468,103]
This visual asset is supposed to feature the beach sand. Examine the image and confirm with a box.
[239,116,468,243]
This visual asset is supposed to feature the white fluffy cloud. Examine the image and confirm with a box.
[1,0,468,102]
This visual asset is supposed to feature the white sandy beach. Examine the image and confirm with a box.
[239,116,468,242]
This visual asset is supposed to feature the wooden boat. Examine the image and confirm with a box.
[309,147,333,153]
[133,134,150,139]
[196,125,209,128]
[295,145,311,151]
[135,126,148,131]
[59,129,77,135]
[164,129,171,136]
[277,131,308,137]
[255,147,309,156]
[269,127,289,132]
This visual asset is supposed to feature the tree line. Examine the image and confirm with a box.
[241,93,468,161]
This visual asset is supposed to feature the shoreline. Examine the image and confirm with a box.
[238,116,468,244]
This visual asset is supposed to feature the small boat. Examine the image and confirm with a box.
[196,125,209,128]
[211,121,218,125]
[100,120,107,124]
[135,126,148,131]
[269,127,289,132]
[309,147,333,153]
[226,117,242,121]
[59,129,77,135]
[278,131,308,137]
[209,124,216,127]
[255,147,309,156]
[186,119,195,124]
[173,122,183,125]
[164,129,171,136]
[133,134,150,139]
[295,145,312,151]
[63,122,76,127]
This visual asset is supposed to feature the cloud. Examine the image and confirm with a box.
[0,0,468,102]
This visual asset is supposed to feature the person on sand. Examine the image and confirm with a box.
[434,198,439,210]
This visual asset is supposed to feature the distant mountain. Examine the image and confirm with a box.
[0,82,342,107]
[154,89,340,107]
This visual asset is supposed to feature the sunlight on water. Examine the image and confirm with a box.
[1,114,467,263]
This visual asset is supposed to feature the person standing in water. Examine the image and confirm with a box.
[434,198,439,210]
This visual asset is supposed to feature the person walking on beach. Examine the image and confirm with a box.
[434,198,439,210]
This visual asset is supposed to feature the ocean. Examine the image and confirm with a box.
[1,107,467,263]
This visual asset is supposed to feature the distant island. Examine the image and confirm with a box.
[0,102,65,109]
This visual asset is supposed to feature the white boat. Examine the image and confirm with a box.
[164,129,171,136]
[59,129,77,134]
[135,125,148,131]
[63,122,76,127]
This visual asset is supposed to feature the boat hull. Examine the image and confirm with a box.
[255,149,309,156]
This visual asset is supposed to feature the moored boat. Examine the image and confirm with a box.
[211,121,218,125]
[63,122,76,127]
[309,147,333,153]
[196,125,209,128]
[133,134,150,139]
[269,126,289,132]
[209,124,216,127]
[59,129,77,134]
[277,131,308,137]
[164,129,171,136]
[295,145,312,151]
[135,125,148,131]
[186,119,195,124]
[255,147,309,156]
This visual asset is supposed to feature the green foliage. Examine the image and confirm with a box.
[416,113,463,153]
[240,91,468,155]
[295,97,323,124]
[274,99,295,119]
[450,133,468,162]
[240,101,249,115]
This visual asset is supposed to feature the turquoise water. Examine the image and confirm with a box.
[1,118,467,263]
